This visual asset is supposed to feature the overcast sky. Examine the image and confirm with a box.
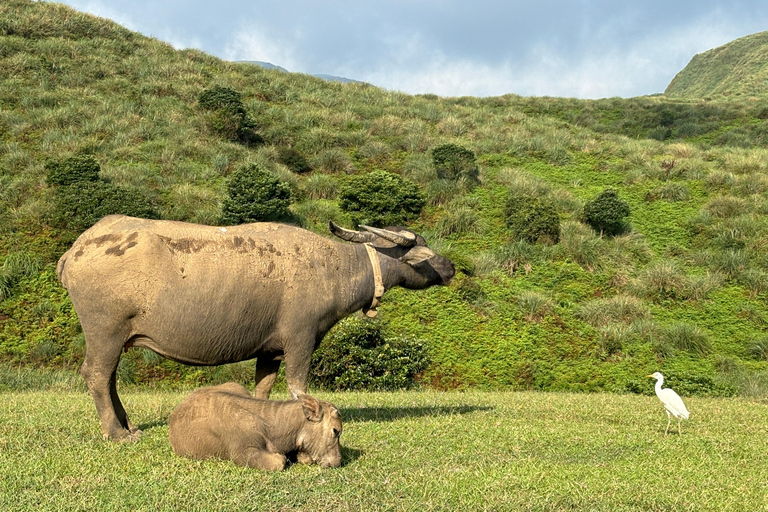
[56,0,768,99]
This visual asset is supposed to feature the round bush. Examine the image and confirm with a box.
[583,188,630,236]
[505,193,560,244]
[339,170,425,227]
[220,164,292,224]
[45,155,101,186]
[198,85,246,114]
[431,143,479,186]
[310,317,429,391]
[198,85,260,145]
[51,181,158,231]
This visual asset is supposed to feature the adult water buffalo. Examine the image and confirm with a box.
[57,215,454,441]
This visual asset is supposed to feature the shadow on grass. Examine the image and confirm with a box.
[138,418,169,431]
[284,444,363,467]
[340,445,364,466]
[339,405,492,423]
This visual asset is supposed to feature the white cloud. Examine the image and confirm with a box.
[222,27,304,70]
[356,15,753,99]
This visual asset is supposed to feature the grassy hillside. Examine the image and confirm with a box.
[2,0,768,396]
[665,31,768,99]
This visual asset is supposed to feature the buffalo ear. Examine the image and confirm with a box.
[300,394,322,422]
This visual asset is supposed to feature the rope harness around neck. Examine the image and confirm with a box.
[363,244,385,318]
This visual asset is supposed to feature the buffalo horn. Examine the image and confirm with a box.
[360,225,417,247]
[328,221,376,243]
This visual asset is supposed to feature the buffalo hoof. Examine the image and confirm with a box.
[105,427,143,443]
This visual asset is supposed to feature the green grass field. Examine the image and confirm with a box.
[1,376,767,511]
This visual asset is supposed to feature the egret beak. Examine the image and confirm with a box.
[645,374,654,378]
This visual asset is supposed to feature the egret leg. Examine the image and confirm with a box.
[665,411,671,435]
[677,418,682,435]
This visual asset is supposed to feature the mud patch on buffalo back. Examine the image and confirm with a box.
[105,233,140,257]
[159,237,211,254]
[88,234,122,247]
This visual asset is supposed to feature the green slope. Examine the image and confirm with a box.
[666,31,768,99]
[2,0,768,397]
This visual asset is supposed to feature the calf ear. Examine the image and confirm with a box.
[300,395,322,422]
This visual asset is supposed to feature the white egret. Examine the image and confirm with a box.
[647,372,690,435]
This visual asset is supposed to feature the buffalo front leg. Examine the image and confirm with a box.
[231,446,288,471]
[80,344,139,442]
[253,356,282,399]
[284,349,311,399]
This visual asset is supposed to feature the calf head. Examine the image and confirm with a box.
[296,395,342,468]
[329,221,455,287]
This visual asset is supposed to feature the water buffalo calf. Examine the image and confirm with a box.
[168,383,342,471]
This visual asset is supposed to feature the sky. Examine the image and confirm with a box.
[55,0,768,99]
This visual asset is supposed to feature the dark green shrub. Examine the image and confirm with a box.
[278,147,311,174]
[339,170,425,227]
[431,143,479,186]
[220,164,292,224]
[648,126,671,141]
[198,85,246,113]
[198,86,261,145]
[51,181,158,231]
[310,317,429,391]
[505,193,560,244]
[583,188,630,236]
[45,155,100,186]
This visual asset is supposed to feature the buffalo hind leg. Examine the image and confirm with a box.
[253,356,282,399]
[80,344,139,442]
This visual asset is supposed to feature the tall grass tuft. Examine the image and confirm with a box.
[517,290,553,322]
[559,221,604,271]
[0,251,43,301]
[313,148,354,174]
[164,183,221,223]
[425,178,463,206]
[495,240,537,276]
[747,337,768,361]
[291,200,347,231]
[302,173,339,200]
[597,324,630,355]
[660,322,712,355]
[434,205,482,237]
[737,268,768,297]
[497,168,551,197]
[633,260,685,298]
[576,295,651,327]
[705,195,748,218]
[679,272,723,301]
[645,182,691,202]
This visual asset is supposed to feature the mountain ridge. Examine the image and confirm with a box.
[665,31,768,99]
[237,60,364,84]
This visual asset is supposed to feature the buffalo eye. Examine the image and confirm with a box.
[333,428,341,438]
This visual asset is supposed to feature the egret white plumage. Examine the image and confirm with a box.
[647,372,690,435]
